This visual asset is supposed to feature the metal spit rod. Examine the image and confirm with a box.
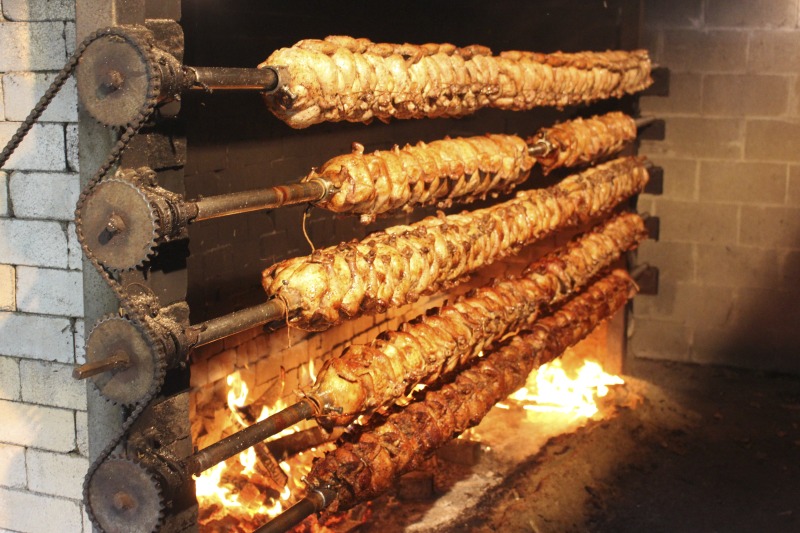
[183,399,315,475]
[187,66,280,91]
[192,179,329,221]
[254,488,337,533]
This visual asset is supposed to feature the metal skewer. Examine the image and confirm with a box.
[253,488,337,533]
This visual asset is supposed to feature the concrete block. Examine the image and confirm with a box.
[0,443,26,488]
[20,360,86,410]
[788,165,800,205]
[634,240,695,284]
[0,487,83,533]
[75,409,88,457]
[740,205,800,248]
[2,0,75,21]
[654,199,738,244]
[662,30,748,73]
[699,161,787,204]
[749,30,800,73]
[27,449,88,500]
[632,280,677,318]
[0,312,74,362]
[746,120,800,161]
[73,317,84,363]
[66,222,82,271]
[672,283,736,328]
[0,77,4,120]
[3,73,77,122]
[0,219,68,268]
[781,250,800,286]
[703,74,790,117]
[9,171,80,220]
[65,21,75,57]
[0,21,66,71]
[642,117,743,160]
[736,287,800,329]
[16,266,83,316]
[0,356,20,401]
[640,157,697,200]
[0,123,65,171]
[629,317,691,361]
[696,244,780,288]
[692,321,800,373]
[66,124,78,172]
[0,171,7,216]
[0,399,75,451]
[639,73,702,115]
[706,0,798,27]
[643,0,703,28]
[0,264,14,311]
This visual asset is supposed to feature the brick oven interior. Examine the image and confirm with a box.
[1,1,800,532]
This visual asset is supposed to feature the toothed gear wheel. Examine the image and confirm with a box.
[87,456,165,533]
[75,31,156,128]
[86,316,161,406]
[77,178,160,271]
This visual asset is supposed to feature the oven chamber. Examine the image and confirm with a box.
[73,1,662,531]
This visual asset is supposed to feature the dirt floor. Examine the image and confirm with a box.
[356,358,800,533]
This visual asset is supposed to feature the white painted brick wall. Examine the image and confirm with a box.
[0,312,75,362]
[3,73,77,122]
[2,0,75,22]
[0,487,84,533]
[0,399,76,452]
[0,123,66,170]
[0,3,88,530]
[0,171,8,216]
[26,450,87,499]
[0,264,14,310]
[0,22,67,71]
[16,266,83,316]
[0,355,20,400]
[9,172,80,220]
[0,219,68,267]
[0,443,26,488]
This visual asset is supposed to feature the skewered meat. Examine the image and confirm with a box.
[305,112,637,223]
[303,212,647,427]
[308,134,532,224]
[261,35,652,129]
[263,156,648,331]
[306,270,637,513]
[530,111,637,174]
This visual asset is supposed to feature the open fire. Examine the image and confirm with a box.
[193,345,625,532]
[194,365,330,531]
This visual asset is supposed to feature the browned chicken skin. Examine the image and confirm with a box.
[263,157,649,331]
[307,270,637,512]
[261,36,652,128]
[302,112,638,222]
[303,212,647,428]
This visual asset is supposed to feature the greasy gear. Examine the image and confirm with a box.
[87,457,165,533]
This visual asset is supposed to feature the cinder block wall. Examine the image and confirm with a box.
[0,1,90,532]
[633,0,800,373]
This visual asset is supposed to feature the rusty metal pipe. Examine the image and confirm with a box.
[187,66,280,91]
[266,427,344,461]
[190,299,287,348]
[253,487,336,533]
[634,116,657,128]
[192,179,329,221]
[184,399,315,475]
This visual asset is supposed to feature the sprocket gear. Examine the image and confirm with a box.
[87,456,165,533]
[77,178,160,270]
[85,315,162,406]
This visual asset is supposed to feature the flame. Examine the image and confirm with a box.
[195,364,328,531]
[504,359,624,419]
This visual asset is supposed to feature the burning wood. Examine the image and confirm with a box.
[256,270,637,532]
